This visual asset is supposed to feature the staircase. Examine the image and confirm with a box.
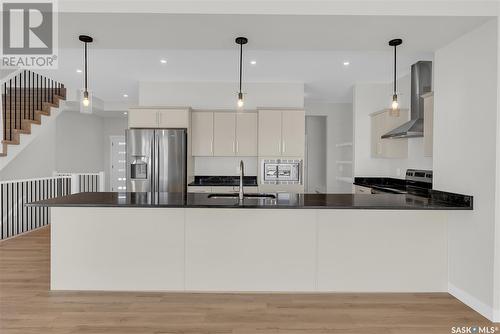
[1,70,65,157]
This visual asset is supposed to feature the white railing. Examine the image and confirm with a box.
[0,172,104,241]
[53,171,105,194]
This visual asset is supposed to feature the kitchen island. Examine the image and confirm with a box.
[31,191,471,292]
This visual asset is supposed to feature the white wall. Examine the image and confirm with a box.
[0,121,57,181]
[434,19,498,320]
[305,116,327,193]
[139,82,304,109]
[0,110,127,186]
[305,102,353,193]
[194,157,258,176]
[353,73,433,178]
[55,111,105,173]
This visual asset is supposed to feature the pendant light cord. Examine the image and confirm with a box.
[393,45,397,94]
[84,42,88,92]
[239,42,243,94]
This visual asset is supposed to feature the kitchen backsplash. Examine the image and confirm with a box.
[194,157,258,176]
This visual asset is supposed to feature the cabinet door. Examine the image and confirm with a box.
[213,113,236,156]
[236,113,257,156]
[258,110,282,156]
[382,110,409,158]
[191,112,214,156]
[128,109,158,128]
[158,109,189,128]
[281,110,305,157]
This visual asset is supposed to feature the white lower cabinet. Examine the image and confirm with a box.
[185,209,316,291]
[51,208,185,291]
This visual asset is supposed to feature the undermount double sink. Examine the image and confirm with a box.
[207,193,277,199]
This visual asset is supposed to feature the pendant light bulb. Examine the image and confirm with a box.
[388,38,402,117]
[79,35,93,112]
[237,92,244,108]
[82,90,90,107]
[391,94,399,110]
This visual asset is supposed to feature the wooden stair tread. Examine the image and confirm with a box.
[1,87,65,158]
[2,139,19,145]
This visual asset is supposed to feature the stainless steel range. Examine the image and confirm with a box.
[369,169,432,195]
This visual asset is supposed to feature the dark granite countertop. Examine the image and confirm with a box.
[353,177,473,208]
[28,192,472,210]
[188,175,258,187]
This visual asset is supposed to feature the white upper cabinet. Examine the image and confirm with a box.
[213,113,236,156]
[128,108,189,128]
[258,110,283,156]
[128,109,158,128]
[281,110,305,156]
[370,109,409,159]
[258,109,305,157]
[192,111,258,157]
[236,113,258,156]
[191,112,214,156]
[158,109,190,128]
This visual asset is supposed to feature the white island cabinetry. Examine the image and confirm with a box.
[51,207,447,293]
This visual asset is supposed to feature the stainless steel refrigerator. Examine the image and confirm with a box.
[126,129,187,193]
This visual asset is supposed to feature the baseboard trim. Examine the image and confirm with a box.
[449,283,494,321]
[494,309,500,323]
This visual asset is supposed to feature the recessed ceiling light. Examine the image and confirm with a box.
[123,94,128,98]
[250,60,257,65]
[343,61,350,66]
[124,112,128,115]
[160,59,167,64]
[76,69,82,73]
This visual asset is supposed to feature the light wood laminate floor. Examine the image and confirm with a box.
[0,226,494,334]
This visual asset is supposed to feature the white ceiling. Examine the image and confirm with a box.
[38,14,492,109]
[59,14,490,51]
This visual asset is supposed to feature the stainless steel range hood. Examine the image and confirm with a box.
[381,61,432,139]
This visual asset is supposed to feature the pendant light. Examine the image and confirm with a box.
[79,35,93,110]
[389,38,402,117]
[235,37,248,108]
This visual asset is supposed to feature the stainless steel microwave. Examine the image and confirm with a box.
[261,159,302,184]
